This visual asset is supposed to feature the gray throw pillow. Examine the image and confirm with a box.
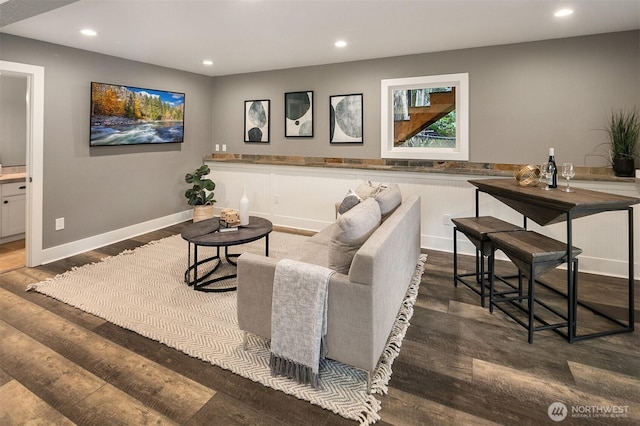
[329,198,382,274]
[338,189,362,214]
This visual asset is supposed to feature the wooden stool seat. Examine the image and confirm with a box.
[452,217,524,255]
[452,216,523,307]
[489,230,582,278]
[488,230,582,343]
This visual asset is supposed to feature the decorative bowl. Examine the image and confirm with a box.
[514,164,541,187]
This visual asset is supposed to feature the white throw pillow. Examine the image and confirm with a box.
[328,198,382,274]
[354,181,378,199]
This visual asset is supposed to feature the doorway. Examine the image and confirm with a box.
[0,73,27,271]
[0,60,45,267]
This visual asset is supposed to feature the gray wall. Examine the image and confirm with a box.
[0,34,212,249]
[0,31,637,251]
[0,74,27,166]
[212,30,639,165]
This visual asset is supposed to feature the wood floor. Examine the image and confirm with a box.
[1,223,638,425]
[0,239,25,273]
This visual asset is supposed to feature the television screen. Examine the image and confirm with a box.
[90,82,185,146]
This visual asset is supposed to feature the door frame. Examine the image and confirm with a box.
[0,60,44,267]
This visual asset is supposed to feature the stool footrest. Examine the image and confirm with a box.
[454,271,519,307]
[491,298,569,335]
[493,294,527,302]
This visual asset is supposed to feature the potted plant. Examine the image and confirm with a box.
[605,108,639,177]
[185,164,216,222]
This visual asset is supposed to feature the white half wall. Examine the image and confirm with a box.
[207,161,640,279]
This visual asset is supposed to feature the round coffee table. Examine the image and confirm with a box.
[181,216,273,292]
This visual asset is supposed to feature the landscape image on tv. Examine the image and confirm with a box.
[90,82,185,146]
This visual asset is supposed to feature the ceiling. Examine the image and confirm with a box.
[1,0,639,76]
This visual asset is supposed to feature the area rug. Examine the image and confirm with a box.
[27,231,427,425]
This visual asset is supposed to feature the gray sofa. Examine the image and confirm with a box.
[237,188,421,387]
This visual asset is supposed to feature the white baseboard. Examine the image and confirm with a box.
[41,210,193,265]
[270,214,332,234]
[1,233,25,245]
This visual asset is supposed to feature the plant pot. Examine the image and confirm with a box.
[613,157,635,177]
[193,204,215,222]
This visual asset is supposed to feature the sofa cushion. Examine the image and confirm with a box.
[288,240,330,267]
[375,183,402,218]
[328,197,382,274]
[337,189,362,214]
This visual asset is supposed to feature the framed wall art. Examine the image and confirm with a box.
[284,91,313,137]
[330,93,363,144]
[380,73,469,160]
[244,99,270,143]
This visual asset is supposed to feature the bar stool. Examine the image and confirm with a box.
[488,230,582,343]
[452,216,523,307]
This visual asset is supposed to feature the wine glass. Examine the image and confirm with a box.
[562,162,575,192]
[540,162,554,190]
[540,162,548,189]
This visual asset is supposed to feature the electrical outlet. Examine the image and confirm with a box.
[222,144,227,152]
[55,217,64,231]
[274,195,279,204]
[443,214,452,226]
[215,144,220,151]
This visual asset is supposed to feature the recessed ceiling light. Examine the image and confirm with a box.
[202,60,213,66]
[80,29,97,36]
[554,9,574,17]
[334,40,347,48]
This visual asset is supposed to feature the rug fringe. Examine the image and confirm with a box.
[370,254,426,397]
[24,236,173,293]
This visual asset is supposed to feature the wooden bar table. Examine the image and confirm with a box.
[469,178,639,342]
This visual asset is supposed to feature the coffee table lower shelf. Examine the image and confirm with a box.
[184,245,241,292]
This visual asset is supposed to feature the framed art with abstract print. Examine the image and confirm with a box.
[244,99,270,143]
[330,93,363,144]
[284,91,313,137]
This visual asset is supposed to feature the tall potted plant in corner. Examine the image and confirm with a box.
[605,108,639,177]
[185,164,216,222]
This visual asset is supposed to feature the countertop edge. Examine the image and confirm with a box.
[0,173,27,184]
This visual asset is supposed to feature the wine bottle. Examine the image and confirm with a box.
[548,148,557,188]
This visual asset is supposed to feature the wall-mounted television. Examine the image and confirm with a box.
[90,82,185,146]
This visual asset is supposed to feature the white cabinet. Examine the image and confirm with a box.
[1,181,26,238]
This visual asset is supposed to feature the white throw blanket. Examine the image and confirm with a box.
[270,258,335,388]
